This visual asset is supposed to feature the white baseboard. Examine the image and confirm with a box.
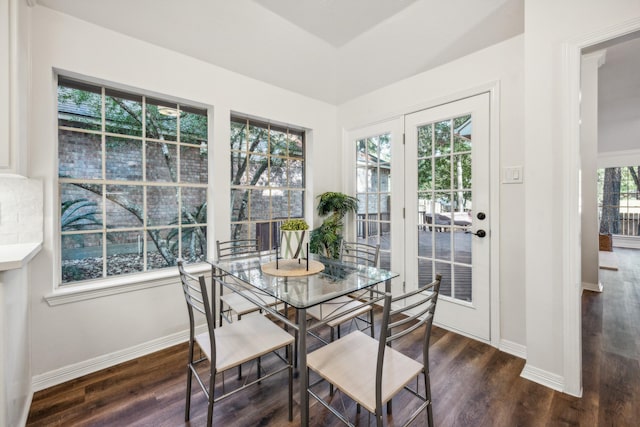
[18,386,33,427]
[499,339,526,359]
[613,235,640,249]
[582,281,603,293]
[32,326,206,392]
[520,363,564,392]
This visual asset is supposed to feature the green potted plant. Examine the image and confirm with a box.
[309,192,359,259]
[280,218,310,259]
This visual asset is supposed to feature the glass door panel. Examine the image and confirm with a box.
[405,93,490,341]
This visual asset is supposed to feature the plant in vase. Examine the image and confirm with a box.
[309,192,359,259]
[280,218,310,259]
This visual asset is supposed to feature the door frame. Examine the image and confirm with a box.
[341,82,502,348]
[561,17,640,397]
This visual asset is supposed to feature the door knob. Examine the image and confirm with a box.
[466,229,487,238]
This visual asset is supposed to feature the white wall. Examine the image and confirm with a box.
[28,6,338,385]
[598,36,640,154]
[338,35,526,350]
[524,0,640,395]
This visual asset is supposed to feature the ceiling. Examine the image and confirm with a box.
[254,0,420,47]
[35,0,524,104]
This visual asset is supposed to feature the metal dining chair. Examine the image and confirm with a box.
[215,239,279,326]
[307,241,381,342]
[177,259,294,426]
[307,275,442,427]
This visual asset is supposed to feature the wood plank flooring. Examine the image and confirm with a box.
[27,248,640,426]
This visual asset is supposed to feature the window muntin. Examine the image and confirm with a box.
[58,77,208,285]
[356,134,392,269]
[230,116,305,250]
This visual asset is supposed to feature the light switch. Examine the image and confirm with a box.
[503,166,524,184]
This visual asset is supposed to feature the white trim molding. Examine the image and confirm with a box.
[499,339,526,359]
[31,325,206,392]
[562,16,640,398]
[45,263,210,306]
[521,364,566,393]
[613,235,640,249]
[597,149,640,169]
[582,281,603,293]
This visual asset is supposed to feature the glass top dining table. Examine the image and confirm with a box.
[211,253,397,309]
[209,252,399,426]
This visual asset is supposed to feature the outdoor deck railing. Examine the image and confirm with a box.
[619,212,640,236]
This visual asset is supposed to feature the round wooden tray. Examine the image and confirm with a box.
[261,259,325,277]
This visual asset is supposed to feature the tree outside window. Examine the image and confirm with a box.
[230,116,305,251]
[598,166,640,236]
[58,77,208,284]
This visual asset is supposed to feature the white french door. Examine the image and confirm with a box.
[347,120,405,295]
[404,93,491,340]
[346,93,491,341]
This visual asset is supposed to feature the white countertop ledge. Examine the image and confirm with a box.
[0,242,43,271]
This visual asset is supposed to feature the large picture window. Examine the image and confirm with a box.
[230,116,305,250]
[58,77,208,285]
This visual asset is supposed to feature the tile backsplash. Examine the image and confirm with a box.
[0,175,43,245]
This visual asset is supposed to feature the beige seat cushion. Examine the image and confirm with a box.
[307,330,422,414]
[196,315,294,372]
[221,289,279,317]
[307,296,372,328]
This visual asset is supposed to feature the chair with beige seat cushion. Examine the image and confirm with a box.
[307,275,441,427]
[177,259,294,427]
[215,239,279,326]
[307,241,380,342]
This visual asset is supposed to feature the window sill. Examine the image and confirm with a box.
[44,262,211,306]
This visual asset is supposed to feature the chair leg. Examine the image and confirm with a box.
[375,407,383,427]
[368,310,375,338]
[425,372,434,427]
[257,356,262,383]
[288,343,293,421]
[237,313,243,379]
[328,325,336,397]
[294,310,299,368]
[207,371,215,427]
[185,365,192,421]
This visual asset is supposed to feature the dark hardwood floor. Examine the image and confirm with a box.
[27,249,640,426]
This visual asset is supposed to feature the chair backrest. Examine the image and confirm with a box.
[216,238,260,261]
[375,275,442,405]
[177,259,217,370]
[340,241,380,267]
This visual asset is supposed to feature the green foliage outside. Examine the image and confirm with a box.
[229,118,304,245]
[59,81,208,281]
[280,218,309,231]
[417,116,472,212]
[61,199,102,231]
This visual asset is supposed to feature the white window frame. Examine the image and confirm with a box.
[229,115,306,251]
[52,76,209,295]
